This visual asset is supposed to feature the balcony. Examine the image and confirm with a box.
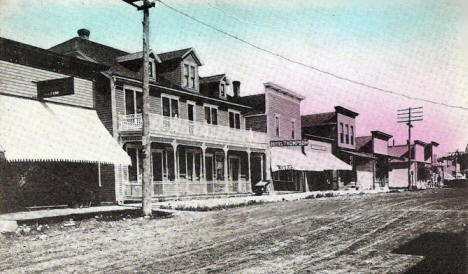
[119,113,268,148]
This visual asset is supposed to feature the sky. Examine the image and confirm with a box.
[1,0,467,155]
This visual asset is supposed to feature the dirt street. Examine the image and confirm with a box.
[1,188,467,273]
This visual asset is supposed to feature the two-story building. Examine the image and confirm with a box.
[301,106,369,189]
[49,29,269,202]
[388,140,439,189]
[236,83,351,192]
[355,131,393,190]
[0,37,130,212]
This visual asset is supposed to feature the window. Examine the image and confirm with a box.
[275,115,280,137]
[161,95,179,118]
[183,64,189,87]
[187,102,195,121]
[291,120,295,139]
[350,126,354,145]
[345,125,349,144]
[229,110,241,129]
[204,105,218,125]
[148,61,155,79]
[127,146,143,182]
[340,123,344,143]
[190,66,195,88]
[124,88,143,115]
[220,83,225,97]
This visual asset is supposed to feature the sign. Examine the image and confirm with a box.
[270,140,308,147]
[276,165,293,170]
[37,77,74,98]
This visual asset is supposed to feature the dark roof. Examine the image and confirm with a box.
[232,94,265,115]
[335,106,359,118]
[388,145,408,158]
[301,112,336,128]
[199,74,226,84]
[371,130,392,140]
[356,136,372,151]
[157,48,192,62]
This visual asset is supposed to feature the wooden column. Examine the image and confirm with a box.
[224,146,229,193]
[265,149,271,180]
[172,141,179,180]
[247,149,251,193]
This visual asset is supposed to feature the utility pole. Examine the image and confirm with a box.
[122,0,156,217]
[397,107,423,190]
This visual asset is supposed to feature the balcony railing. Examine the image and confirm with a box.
[119,113,268,147]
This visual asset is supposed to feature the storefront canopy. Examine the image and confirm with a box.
[0,95,131,165]
[270,147,352,172]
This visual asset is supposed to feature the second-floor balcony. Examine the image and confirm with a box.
[119,113,268,148]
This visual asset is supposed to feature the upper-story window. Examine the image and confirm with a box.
[190,66,195,88]
[339,123,344,143]
[291,120,295,139]
[125,87,143,115]
[350,126,354,145]
[162,94,179,118]
[148,60,155,79]
[187,100,195,122]
[183,63,196,89]
[204,105,218,125]
[345,124,349,144]
[229,110,241,129]
[275,115,280,137]
[184,64,189,88]
[220,83,226,97]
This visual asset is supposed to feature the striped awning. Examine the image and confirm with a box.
[0,95,131,165]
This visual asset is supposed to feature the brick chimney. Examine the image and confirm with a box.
[77,28,90,40]
[233,81,240,98]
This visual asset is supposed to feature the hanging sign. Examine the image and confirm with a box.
[270,140,308,147]
[37,77,74,98]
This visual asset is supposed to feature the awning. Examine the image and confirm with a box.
[305,149,352,171]
[271,147,319,172]
[0,95,131,165]
[270,147,352,172]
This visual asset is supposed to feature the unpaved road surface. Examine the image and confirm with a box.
[1,189,467,273]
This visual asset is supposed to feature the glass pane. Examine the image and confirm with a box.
[162,97,170,117]
[229,112,234,128]
[194,153,201,181]
[127,147,137,181]
[188,104,194,121]
[171,99,179,118]
[135,92,143,114]
[205,156,213,181]
[235,114,240,129]
[205,107,211,124]
[216,154,224,180]
[212,108,218,125]
[125,89,135,115]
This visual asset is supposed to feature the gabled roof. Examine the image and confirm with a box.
[301,112,336,128]
[199,74,228,84]
[232,94,266,116]
[116,50,161,63]
[388,145,408,158]
[157,47,202,65]
[356,136,372,151]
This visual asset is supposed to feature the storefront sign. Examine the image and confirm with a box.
[276,165,293,170]
[37,77,74,98]
[270,140,308,147]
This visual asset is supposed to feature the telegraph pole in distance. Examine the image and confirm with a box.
[397,107,423,190]
[122,0,155,217]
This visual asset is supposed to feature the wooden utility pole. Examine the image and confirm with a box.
[397,107,423,190]
[122,0,155,217]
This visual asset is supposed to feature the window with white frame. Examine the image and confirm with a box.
[148,60,155,79]
[187,100,196,121]
[190,66,195,88]
[220,83,225,97]
[291,119,295,139]
[339,123,344,143]
[183,64,189,88]
[229,110,241,129]
[161,94,179,118]
[124,87,143,115]
[345,124,349,144]
[350,126,354,145]
[183,63,196,89]
[275,115,280,137]
[204,104,218,125]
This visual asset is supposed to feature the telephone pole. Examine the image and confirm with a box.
[397,107,423,190]
[122,0,155,217]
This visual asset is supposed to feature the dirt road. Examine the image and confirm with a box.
[1,188,467,273]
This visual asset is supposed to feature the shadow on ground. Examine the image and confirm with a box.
[392,230,467,273]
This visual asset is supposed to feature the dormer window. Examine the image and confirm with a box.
[220,83,225,97]
[184,64,189,87]
[183,63,197,89]
[190,66,195,88]
[148,60,155,79]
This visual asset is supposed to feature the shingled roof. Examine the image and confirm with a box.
[232,94,266,115]
[199,74,227,84]
[356,136,372,151]
[301,112,336,128]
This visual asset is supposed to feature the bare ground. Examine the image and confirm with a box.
[0,188,467,273]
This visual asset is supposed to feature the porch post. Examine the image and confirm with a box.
[265,149,271,180]
[172,141,179,181]
[260,154,264,181]
[247,149,251,192]
[201,144,207,194]
[224,146,229,193]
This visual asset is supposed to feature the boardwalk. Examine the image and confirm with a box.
[0,189,466,273]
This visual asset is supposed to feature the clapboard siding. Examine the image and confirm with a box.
[245,115,268,133]
[94,79,113,134]
[98,164,116,203]
[0,60,94,108]
[266,90,302,141]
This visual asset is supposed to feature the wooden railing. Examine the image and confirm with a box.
[118,113,267,147]
[123,180,251,198]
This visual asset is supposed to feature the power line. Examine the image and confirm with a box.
[158,0,468,111]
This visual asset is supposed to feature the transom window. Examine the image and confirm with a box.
[124,87,143,115]
[162,95,179,118]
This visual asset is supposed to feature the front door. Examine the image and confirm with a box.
[229,157,240,181]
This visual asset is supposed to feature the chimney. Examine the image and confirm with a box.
[77,28,90,40]
[233,81,240,98]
